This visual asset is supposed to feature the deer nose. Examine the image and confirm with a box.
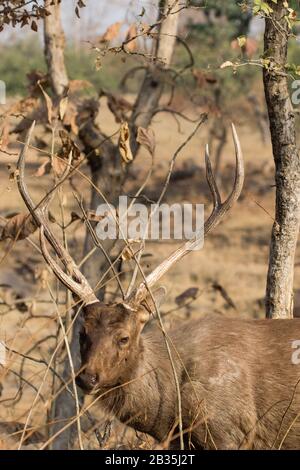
[76,371,98,391]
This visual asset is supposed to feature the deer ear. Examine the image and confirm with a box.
[139,286,167,323]
[150,286,167,309]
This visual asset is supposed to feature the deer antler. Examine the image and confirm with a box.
[17,122,243,308]
[17,121,99,306]
[129,123,244,305]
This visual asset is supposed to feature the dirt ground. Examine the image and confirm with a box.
[0,98,300,449]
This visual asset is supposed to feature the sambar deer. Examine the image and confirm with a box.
[17,123,300,450]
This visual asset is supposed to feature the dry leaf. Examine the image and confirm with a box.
[7,165,18,182]
[125,24,138,51]
[31,20,38,32]
[33,159,51,177]
[1,213,37,241]
[0,119,10,150]
[68,79,93,93]
[58,129,81,160]
[59,96,69,121]
[100,21,122,42]
[38,83,53,124]
[52,154,70,177]
[61,101,80,135]
[121,241,140,261]
[137,127,156,156]
[119,122,133,163]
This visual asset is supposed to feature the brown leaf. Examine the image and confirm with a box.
[68,79,93,93]
[125,24,137,51]
[60,101,80,135]
[100,22,122,42]
[0,120,10,150]
[58,129,81,161]
[59,96,69,121]
[137,127,156,156]
[1,213,37,241]
[31,21,38,32]
[69,111,80,135]
[119,122,133,163]
[52,155,69,177]
[33,160,51,177]
[38,83,53,124]
[121,241,140,261]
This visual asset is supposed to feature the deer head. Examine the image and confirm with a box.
[17,122,244,394]
[76,288,166,392]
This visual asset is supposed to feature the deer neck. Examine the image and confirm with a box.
[100,326,177,440]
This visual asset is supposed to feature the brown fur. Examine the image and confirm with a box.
[77,304,300,450]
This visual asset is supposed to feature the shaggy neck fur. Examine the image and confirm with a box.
[99,324,180,441]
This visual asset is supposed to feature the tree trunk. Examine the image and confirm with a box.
[263,1,300,318]
[43,0,79,449]
[44,0,68,100]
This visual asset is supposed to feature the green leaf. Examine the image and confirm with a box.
[253,0,273,15]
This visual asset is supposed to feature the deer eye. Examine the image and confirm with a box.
[118,336,129,346]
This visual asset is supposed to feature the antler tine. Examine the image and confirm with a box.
[40,227,97,304]
[230,123,244,198]
[17,123,72,267]
[129,124,244,305]
[204,123,244,235]
[17,123,98,305]
[205,143,221,209]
